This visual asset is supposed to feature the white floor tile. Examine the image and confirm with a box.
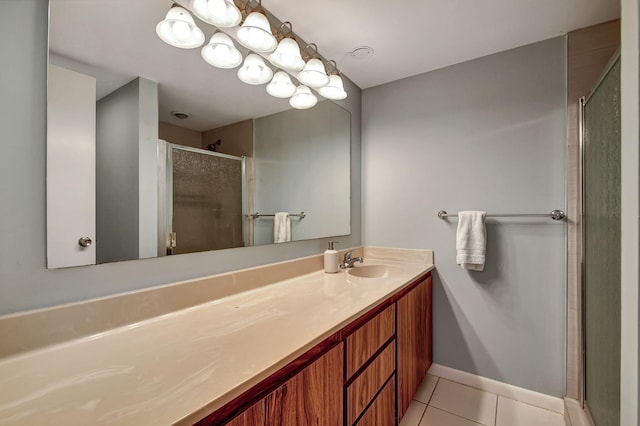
[420,406,485,426]
[399,400,427,426]
[429,379,497,426]
[496,396,564,426]
[414,374,439,404]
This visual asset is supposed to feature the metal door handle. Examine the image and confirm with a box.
[78,237,92,248]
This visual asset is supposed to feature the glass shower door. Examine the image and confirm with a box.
[166,145,245,255]
[582,54,621,426]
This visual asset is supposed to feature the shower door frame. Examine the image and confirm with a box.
[157,141,248,256]
[578,48,621,416]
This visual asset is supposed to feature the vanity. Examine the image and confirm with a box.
[0,247,433,425]
[199,268,432,426]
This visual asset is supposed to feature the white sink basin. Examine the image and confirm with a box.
[346,264,403,279]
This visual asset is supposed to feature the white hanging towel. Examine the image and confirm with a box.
[273,212,291,243]
[456,211,487,271]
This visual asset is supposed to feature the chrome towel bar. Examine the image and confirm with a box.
[437,210,566,221]
[247,211,306,219]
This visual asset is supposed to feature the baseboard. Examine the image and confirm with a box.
[428,363,564,414]
[564,398,594,426]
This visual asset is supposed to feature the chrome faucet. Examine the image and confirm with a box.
[340,251,363,269]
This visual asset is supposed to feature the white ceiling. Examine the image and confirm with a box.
[265,0,620,89]
[49,0,620,131]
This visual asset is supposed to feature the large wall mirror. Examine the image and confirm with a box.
[46,0,351,268]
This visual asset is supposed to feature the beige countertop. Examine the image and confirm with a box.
[0,252,433,425]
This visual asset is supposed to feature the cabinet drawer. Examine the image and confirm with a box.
[347,342,395,425]
[346,304,395,378]
[355,374,395,426]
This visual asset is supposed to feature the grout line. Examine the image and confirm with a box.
[426,404,490,426]
[427,366,564,414]
[416,400,428,425]
[426,406,489,426]
[494,395,499,426]
[412,375,440,406]
[425,376,439,405]
[498,394,567,415]
[427,376,496,426]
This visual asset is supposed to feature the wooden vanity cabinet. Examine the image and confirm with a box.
[224,400,263,426]
[354,377,396,426]
[199,272,432,426]
[397,276,433,421]
[265,343,343,425]
[218,343,343,426]
[344,305,396,425]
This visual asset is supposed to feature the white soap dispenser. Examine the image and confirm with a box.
[324,241,339,273]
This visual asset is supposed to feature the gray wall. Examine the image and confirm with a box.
[362,38,567,396]
[96,77,158,263]
[136,77,159,260]
[253,100,351,245]
[0,0,361,315]
[96,79,142,263]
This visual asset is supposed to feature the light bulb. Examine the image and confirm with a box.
[207,0,226,17]
[238,53,273,85]
[247,64,261,81]
[237,11,277,52]
[156,6,205,49]
[318,75,347,100]
[249,28,263,44]
[268,38,305,72]
[172,20,191,41]
[191,0,241,28]
[290,85,317,109]
[266,71,296,98]
[297,58,329,88]
[214,44,230,57]
[201,32,242,69]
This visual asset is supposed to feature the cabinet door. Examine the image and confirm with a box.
[397,276,432,420]
[225,400,264,426]
[265,343,343,426]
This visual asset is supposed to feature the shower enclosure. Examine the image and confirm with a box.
[580,51,621,425]
[158,142,247,256]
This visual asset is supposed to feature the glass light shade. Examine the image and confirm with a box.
[318,75,347,100]
[237,12,277,53]
[266,71,296,98]
[268,38,305,72]
[191,0,242,28]
[289,85,317,109]
[237,53,273,85]
[297,58,329,88]
[156,7,205,49]
[201,32,243,69]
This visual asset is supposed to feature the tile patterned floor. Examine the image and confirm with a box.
[400,375,565,426]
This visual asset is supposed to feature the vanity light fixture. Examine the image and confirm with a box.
[267,22,305,72]
[266,71,297,98]
[237,0,277,53]
[297,44,330,88]
[238,53,273,85]
[289,85,317,109]
[156,5,205,49]
[201,32,243,69]
[191,0,242,28]
[318,60,347,100]
[156,1,346,107]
